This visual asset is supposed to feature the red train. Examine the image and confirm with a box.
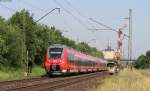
[44,44,108,75]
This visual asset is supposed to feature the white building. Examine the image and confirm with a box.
[102,46,115,60]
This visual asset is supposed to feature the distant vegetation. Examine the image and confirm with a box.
[0,9,103,69]
[134,50,150,69]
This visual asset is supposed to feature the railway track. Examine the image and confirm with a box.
[0,72,108,91]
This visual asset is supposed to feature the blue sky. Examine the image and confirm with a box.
[0,0,150,59]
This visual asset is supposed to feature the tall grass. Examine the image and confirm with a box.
[91,69,150,91]
[0,66,45,81]
[0,68,24,81]
[31,66,45,77]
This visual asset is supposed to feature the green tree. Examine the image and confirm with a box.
[135,50,150,69]
[0,17,23,68]
[9,9,37,66]
[0,9,104,69]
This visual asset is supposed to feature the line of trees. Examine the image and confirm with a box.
[0,9,103,69]
[134,50,150,69]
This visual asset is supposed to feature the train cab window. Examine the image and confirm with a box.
[49,48,63,59]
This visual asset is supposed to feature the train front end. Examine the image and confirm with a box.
[44,45,68,75]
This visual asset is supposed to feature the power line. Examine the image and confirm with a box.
[89,18,117,32]
[59,13,73,33]
[61,0,99,41]
[19,0,45,12]
[52,0,89,29]
[0,3,16,12]
[89,18,129,37]
[63,0,97,31]
[64,0,84,18]
[88,28,114,31]
[63,0,100,43]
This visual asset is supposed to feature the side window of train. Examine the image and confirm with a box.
[85,60,88,66]
[71,53,74,61]
[69,53,71,61]
[89,61,91,66]
[67,53,74,62]
[72,53,75,62]
[88,61,91,66]
[74,55,78,64]
[92,61,94,66]
[67,53,71,62]
[93,62,95,66]
[77,58,81,66]
[78,58,81,66]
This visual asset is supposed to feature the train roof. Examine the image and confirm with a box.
[49,44,69,48]
[48,44,107,62]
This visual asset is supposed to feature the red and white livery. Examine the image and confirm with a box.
[44,44,107,75]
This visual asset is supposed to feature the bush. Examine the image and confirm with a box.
[134,51,150,69]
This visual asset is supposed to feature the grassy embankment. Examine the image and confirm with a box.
[90,69,150,91]
[0,66,45,81]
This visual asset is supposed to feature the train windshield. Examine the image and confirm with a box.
[49,48,63,59]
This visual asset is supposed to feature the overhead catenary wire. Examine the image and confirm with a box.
[59,13,73,33]
[89,18,129,37]
[61,0,99,42]
[19,0,72,32]
[19,0,45,12]
[63,0,129,40]
[89,18,117,32]
[52,0,89,30]
[0,3,16,12]
[64,0,85,18]
[63,0,98,31]
[62,0,113,46]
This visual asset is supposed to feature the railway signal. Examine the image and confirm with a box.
[117,24,127,50]
[89,18,129,73]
